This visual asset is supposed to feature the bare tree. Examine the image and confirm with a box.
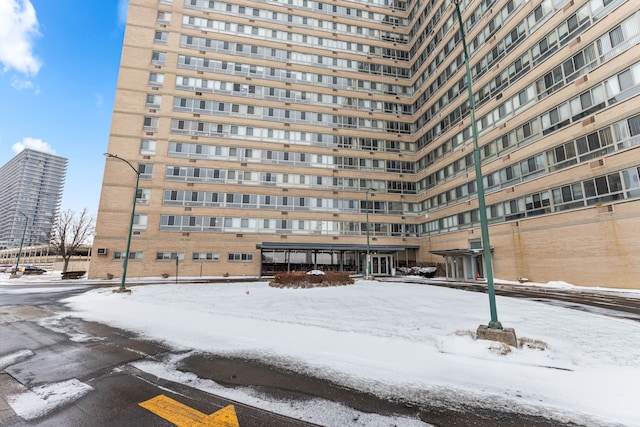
[50,209,95,273]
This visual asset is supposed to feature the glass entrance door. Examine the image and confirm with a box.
[371,255,393,275]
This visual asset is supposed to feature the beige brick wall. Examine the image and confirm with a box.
[424,199,640,288]
[90,0,640,290]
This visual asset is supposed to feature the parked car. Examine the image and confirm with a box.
[8,265,47,275]
[23,265,46,275]
[396,266,438,278]
[306,269,325,276]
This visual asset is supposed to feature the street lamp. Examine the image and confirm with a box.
[365,188,375,279]
[104,153,140,292]
[452,0,502,329]
[11,212,28,278]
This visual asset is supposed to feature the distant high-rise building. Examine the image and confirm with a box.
[0,149,68,249]
[92,0,640,287]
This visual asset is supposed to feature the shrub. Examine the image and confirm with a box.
[273,272,306,285]
[323,271,353,285]
[271,271,353,288]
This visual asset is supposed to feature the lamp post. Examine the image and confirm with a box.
[12,212,28,278]
[453,0,502,329]
[104,153,140,292]
[365,188,375,279]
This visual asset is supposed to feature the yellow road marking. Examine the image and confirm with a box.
[208,405,239,427]
[139,394,239,426]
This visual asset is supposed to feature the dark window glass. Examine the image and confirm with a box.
[608,173,623,192]
[584,180,596,197]
[595,176,608,195]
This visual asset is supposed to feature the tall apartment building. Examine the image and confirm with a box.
[0,149,68,249]
[92,0,640,288]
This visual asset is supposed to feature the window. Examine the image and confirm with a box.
[609,26,624,48]
[140,139,156,155]
[541,104,570,134]
[606,65,640,103]
[154,31,168,44]
[622,167,640,198]
[151,51,166,65]
[149,73,164,86]
[146,94,161,107]
[524,191,551,216]
[469,239,482,250]
[133,214,148,230]
[536,66,563,98]
[629,115,640,137]
[207,216,219,227]
[157,11,171,23]
[552,183,584,211]
[162,215,176,226]
[143,116,159,131]
[192,252,219,261]
[569,86,605,121]
[138,164,154,179]
[114,252,143,260]
[136,188,151,204]
[156,252,185,261]
[520,154,545,179]
[596,175,620,201]
[228,253,254,261]
[617,70,634,92]
[575,128,614,160]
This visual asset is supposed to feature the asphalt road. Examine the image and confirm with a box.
[380,277,640,322]
[3,279,637,426]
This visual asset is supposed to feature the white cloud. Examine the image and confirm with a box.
[11,75,39,93]
[12,137,56,155]
[10,76,33,90]
[0,0,42,76]
[117,0,129,27]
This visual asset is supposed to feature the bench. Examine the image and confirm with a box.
[61,271,86,280]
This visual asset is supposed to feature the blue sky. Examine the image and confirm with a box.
[0,0,128,215]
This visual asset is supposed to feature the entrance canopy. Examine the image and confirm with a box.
[258,243,419,251]
[430,248,493,281]
[429,248,492,257]
[257,242,419,276]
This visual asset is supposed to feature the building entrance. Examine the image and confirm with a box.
[430,248,493,281]
[370,254,394,276]
[258,243,417,277]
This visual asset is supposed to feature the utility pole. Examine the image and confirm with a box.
[104,153,140,292]
[11,212,28,278]
[453,0,517,346]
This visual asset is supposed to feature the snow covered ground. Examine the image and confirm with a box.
[2,274,639,426]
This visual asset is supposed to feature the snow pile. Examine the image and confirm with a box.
[8,379,92,420]
[0,349,34,369]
